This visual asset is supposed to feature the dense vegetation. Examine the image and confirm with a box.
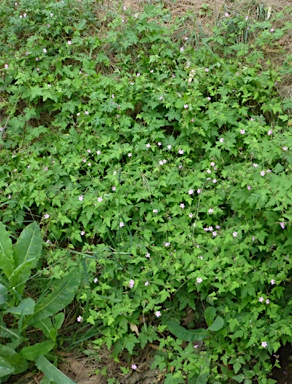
[0,0,291,382]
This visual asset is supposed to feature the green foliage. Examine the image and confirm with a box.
[0,222,80,383]
[0,0,291,382]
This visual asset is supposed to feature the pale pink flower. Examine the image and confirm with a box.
[219,138,224,143]
[145,281,149,286]
[79,195,84,201]
[259,297,264,302]
[213,179,217,183]
[233,232,238,237]
[280,222,285,229]
[164,242,170,247]
[197,277,203,283]
[282,147,288,151]
[206,169,211,174]
[210,162,215,167]
[205,68,209,72]
[270,279,275,285]
[128,153,132,157]
[120,222,125,228]
[180,203,185,209]
[157,142,162,146]
[208,208,214,214]
[184,104,188,109]
[129,279,134,288]
[247,185,251,190]
[268,130,273,135]
[167,145,172,150]
[81,231,85,236]
[145,253,150,258]
[43,48,47,53]
[197,189,201,194]
[180,47,184,52]
[225,12,229,17]
[240,129,245,134]
[43,214,50,219]
[68,40,72,45]
[261,341,268,348]
[94,278,98,283]
[155,311,161,317]
[253,163,258,167]
[212,231,217,237]
[96,150,101,155]
[146,143,150,148]
[266,299,270,304]
[98,197,103,202]
[77,316,83,322]
[178,149,184,154]
[153,209,158,213]
[260,171,265,176]
[4,64,8,69]
[131,364,137,370]
[189,213,193,218]
[270,28,274,32]
[84,111,89,115]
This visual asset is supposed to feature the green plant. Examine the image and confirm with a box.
[0,0,291,382]
[0,222,81,383]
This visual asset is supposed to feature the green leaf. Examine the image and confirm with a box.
[0,284,8,305]
[20,340,55,361]
[0,222,14,279]
[36,355,76,384]
[0,357,14,378]
[208,316,224,332]
[204,306,216,327]
[13,222,42,268]
[189,371,209,384]
[34,318,56,341]
[7,298,35,316]
[10,222,42,295]
[0,344,28,375]
[167,321,208,341]
[54,312,65,331]
[27,268,81,325]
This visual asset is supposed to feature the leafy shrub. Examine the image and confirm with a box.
[0,0,291,382]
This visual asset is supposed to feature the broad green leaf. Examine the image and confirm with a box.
[0,344,28,375]
[7,298,35,316]
[167,321,208,341]
[204,306,216,327]
[36,355,76,384]
[208,316,224,332]
[54,312,65,331]
[0,324,21,341]
[10,222,42,295]
[13,222,42,268]
[27,268,81,325]
[0,284,8,305]
[34,318,56,342]
[20,340,55,361]
[0,357,14,378]
[0,222,14,279]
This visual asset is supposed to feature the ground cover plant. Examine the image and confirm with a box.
[0,0,292,382]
